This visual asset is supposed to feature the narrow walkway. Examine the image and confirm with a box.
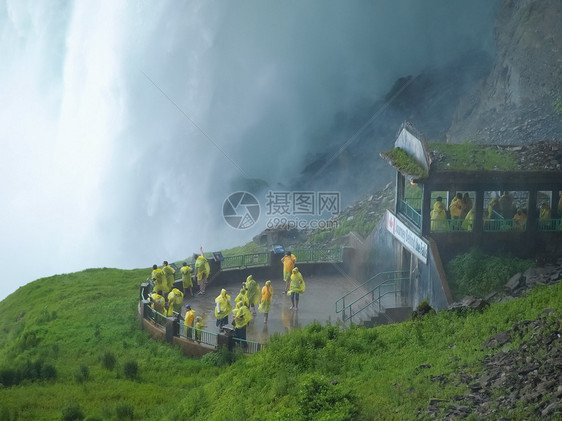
[181,274,352,343]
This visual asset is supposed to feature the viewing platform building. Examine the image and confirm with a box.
[376,123,562,310]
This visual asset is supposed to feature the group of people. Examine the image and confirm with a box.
[431,191,562,233]
[431,193,474,231]
[148,249,307,344]
[214,275,274,338]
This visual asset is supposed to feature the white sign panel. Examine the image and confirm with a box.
[386,210,428,264]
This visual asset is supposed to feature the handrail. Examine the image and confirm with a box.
[221,252,271,270]
[335,270,408,314]
[537,218,562,232]
[291,248,343,264]
[178,323,218,348]
[398,199,421,227]
[342,280,403,323]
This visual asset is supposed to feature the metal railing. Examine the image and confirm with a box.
[483,218,520,232]
[178,323,218,348]
[144,304,168,328]
[537,218,562,232]
[430,218,470,232]
[398,199,422,227]
[221,252,271,271]
[335,270,408,323]
[233,338,265,353]
[292,248,343,263]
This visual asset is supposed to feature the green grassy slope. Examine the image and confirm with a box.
[1,268,561,420]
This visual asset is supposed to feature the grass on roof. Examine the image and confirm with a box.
[380,147,427,178]
[430,143,519,171]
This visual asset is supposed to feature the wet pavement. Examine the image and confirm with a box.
[180,273,359,343]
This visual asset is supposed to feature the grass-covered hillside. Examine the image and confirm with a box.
[1,266,561,420]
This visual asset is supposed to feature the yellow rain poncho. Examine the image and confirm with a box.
[152,268,167,294]
[430,200,447,232]
[449,196,463,219]
[180,265,193,288]
[258,281,273,314]
[281,253,297,282]
[168,288,184,314]
[162,265,176,291]
[235,288,250,307]
[245,275,260,306]
[195,256,210,281]
[488,197,500,219]
[233,302,252,329]
[462,208,475,231]
[214,289,232,320]
[150,292,165,314]
[540,203,552,220]
[287,268,305,295]
[184,309,195,327]
[194,317,204,342]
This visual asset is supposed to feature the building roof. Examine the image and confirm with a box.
[381,124,562,186]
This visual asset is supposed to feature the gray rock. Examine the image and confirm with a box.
[505,273,522,292]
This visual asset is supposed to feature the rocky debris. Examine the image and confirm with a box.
[426,313,562,419]
[412,301,436,320]
[449,258,562,311]
[449,296,489,313]
[502,258,562,298]
[447,0,562,145]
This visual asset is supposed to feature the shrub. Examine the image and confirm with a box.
[40,363,57,381]
[0,368,18,387]
[446,248,534,299]
[101,351,116,371]
[297,374,358,420]
[201,346,239,367]
[0,407,10,421]
[115,403,134,420]
[61,403,85,421]
[75,365,89,383]
[123,360,138,380]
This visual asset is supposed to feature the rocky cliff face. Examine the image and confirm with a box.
[447,0,562,144]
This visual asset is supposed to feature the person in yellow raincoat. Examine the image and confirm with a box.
[162,261,175,292]
[539,202,552,220]
[281,252,296,292]
[232,301,252,343]
[194,316,205,342]
[287,267,305,311]
[151,265,168,295]
[166,288,184,316]
[245,275,260,315]
[180,262,193,297]
[195,246,210,295]
[258,280,273,323]
[150,291,165,314]
[539,202,553,230]
[461,208,475,231]
[214,289,232,332]
[235,287,250,308]
[184,304,195,339]
[460,193,473,219]
[430,197,447,232]
[488,196,500,219]
[513,209,527,231]
[449,193,463,219]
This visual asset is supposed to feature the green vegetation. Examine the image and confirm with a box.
[380,147,428,178]
[554,97,562,114]
[1,265,560,419]
[446,248,534,300]
[219,241,266,256]
[430,142,519,171]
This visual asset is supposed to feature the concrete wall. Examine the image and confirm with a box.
[363,215,452,311]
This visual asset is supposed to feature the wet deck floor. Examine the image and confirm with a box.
[180,273,360,343]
